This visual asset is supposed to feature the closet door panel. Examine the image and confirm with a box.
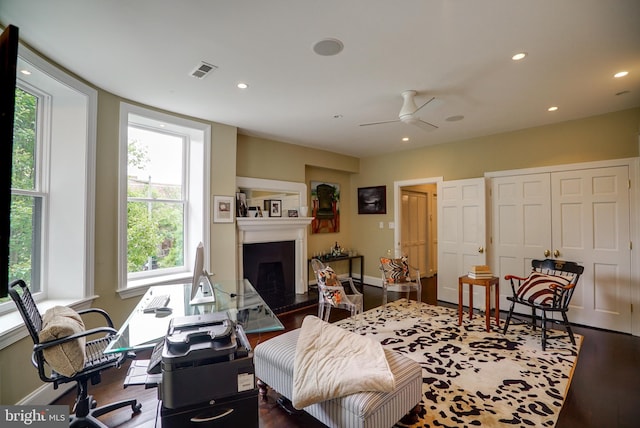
[490,173,551,308]
[552,166,631,332]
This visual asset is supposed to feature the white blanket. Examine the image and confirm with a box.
[292,315,396,409]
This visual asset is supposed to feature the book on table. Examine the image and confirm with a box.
[467,265,494,279]
[467,272,494,279]
[469,265,491,273]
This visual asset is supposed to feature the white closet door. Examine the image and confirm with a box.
[490,173,552,308]
[552,166,631,332]
[438,178,486,304]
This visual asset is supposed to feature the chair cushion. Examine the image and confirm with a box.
[516,272,572,306]
[316,266,342,305]
[380,256,410,283]
[39,306,87,377]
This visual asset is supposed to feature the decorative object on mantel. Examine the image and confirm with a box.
[310,181,340,233]
[299,206,308,217]
[287,210,298,217]
[357,185,386,214]
[213,195,234,223]
[247,206,263,217]
[265,199,282,217]
[236,192,248,217]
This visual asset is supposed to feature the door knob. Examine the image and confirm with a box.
[544,249,550,257]
[553,249,560,258]
[478,246,484,253]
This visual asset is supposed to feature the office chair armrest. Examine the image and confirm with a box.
[76,308,115,328]
[34,326,118,352]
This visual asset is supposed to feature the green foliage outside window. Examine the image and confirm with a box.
[127,139,184,274]
[9,88,37,286]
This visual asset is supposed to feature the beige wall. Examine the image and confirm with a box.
[1,95,637,406]
[351,108,640,279]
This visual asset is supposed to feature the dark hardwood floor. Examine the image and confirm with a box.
[52,279,640,428]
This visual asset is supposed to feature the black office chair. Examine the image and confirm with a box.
[9,279,141,427]
[502,259,584,350]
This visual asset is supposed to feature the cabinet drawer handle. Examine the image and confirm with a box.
[191,408,234,423]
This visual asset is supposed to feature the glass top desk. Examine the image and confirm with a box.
[104,279,283,354]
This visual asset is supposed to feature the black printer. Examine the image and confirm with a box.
[158,311,257,427]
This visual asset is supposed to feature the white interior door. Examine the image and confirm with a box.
[552,166,631,332]
[401,190,428,275]
[438,178,487,304]
[490,173,552,308]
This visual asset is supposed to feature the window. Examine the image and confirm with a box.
[0,44,96,315]
[119,103,210,291]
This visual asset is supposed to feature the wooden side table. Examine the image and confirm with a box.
[458,275,500,332]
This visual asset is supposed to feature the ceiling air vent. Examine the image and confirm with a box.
[190,61,217,79]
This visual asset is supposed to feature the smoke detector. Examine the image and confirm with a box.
[190,61,218,79]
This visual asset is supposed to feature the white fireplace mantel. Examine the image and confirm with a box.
[237,217,313,294]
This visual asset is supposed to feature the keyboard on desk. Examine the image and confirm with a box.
[143,294,171,313]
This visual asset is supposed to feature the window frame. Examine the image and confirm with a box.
[118,103,211,295]
[0,42,97,344]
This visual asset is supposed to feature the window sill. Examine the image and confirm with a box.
[0,296,98,351]
[117,273,193,299]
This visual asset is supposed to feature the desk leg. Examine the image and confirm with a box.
[360,257,364,291]
[485,282,491,332]
[458,279,463,326]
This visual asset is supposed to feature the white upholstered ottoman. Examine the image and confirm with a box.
[254,327,422,428]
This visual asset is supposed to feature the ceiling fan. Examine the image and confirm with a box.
[360,90,439,131]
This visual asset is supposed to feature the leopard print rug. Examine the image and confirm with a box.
[335,299,582,428]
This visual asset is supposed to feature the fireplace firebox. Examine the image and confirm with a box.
[243,241,295,309]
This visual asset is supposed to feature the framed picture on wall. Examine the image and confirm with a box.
[357,185,386,214]
[213,195,234,223]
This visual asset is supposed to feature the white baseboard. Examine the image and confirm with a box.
[17,382,74,406]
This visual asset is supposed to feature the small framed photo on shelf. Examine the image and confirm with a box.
[248,206,263,217]
[236,192,248,217]
[287,209,298,217]
[213,195,234,223]
[268,200,282,217]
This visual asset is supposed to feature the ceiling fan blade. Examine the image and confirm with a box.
[414,119,438,131]
[413,96,436,114]
[359,119,401,127]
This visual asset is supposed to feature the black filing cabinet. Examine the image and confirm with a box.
[160,389,258,427]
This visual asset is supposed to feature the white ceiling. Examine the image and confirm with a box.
[1,0,639,158]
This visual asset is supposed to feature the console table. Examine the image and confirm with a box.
[308,254,364,291]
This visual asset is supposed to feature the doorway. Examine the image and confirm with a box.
[394,177,441,279]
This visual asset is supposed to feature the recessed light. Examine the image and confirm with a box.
[333,114,343,119]
[313,38,344,56]
[20,69,31,75]
[237,83,248,89]
[614,71,629,78]
[402,137,410,142]
[511,52,527,61]
[548,106,559,112]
